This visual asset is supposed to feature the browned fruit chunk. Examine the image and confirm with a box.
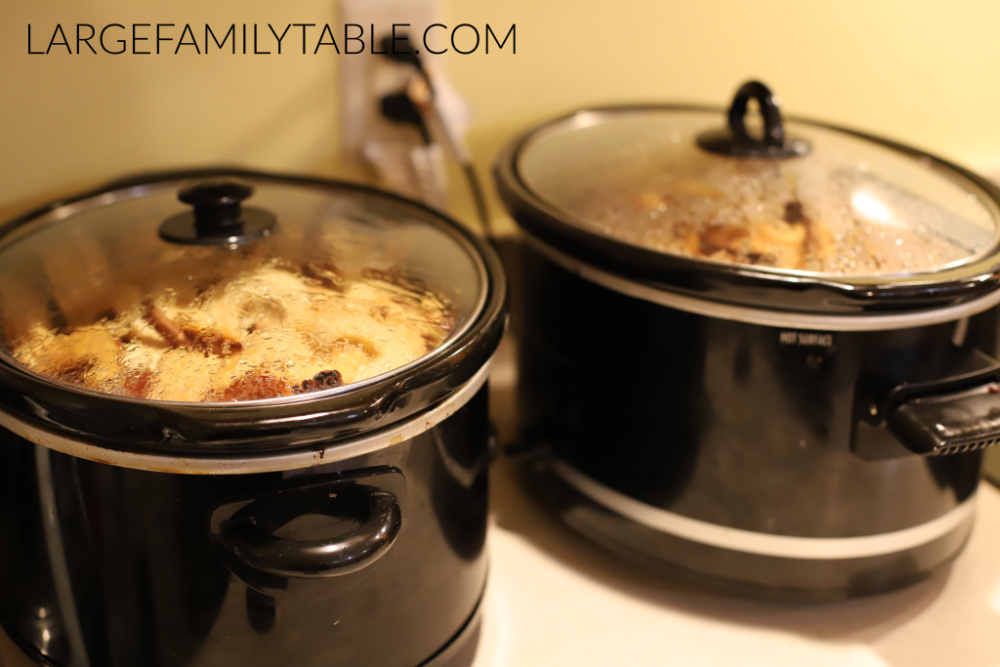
[293,369,344,394]
[222,371,290,401]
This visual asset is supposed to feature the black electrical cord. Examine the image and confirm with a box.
[379,91,432,145]
[376,33,495,241]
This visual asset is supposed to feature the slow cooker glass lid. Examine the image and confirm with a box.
[0,174,486,403]
[515,108,1000,279]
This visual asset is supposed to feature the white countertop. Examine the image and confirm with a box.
[474,455,1000,667]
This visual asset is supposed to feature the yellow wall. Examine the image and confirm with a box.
[3,0,1000,233]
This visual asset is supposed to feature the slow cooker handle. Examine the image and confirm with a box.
[159,179,278,245]
[889,382,1000,456]
[696,80,811,159]
[217,486,401,580]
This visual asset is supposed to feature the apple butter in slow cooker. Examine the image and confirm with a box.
[10,255,454,402]
[585,164,973,275]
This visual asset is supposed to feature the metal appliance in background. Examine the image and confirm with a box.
[494,81,1000,598]
[0,168,507,666]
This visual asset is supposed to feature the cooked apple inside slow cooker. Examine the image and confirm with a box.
[10,256,455,402]
[585,167,976,275]
[517,112,998,277]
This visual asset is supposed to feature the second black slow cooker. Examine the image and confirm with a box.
[495,81,1000,598]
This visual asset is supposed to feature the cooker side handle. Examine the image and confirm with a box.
[889,383,1000,456]
[213,482,402,598]
[853,347,1000,459]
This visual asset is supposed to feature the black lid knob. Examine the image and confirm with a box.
[697,80,811,159]
[160,180,277,245]
[179,181,253,236]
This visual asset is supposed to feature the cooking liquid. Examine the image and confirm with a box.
[567,160,978,276]
[10,256,455,402]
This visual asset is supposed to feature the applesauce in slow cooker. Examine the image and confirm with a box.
[515,109,998,278]
[10,254,455,402]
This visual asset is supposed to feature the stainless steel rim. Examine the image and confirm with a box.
[553,460,976,560]
[525,232,1000,331]
[0,357,494,475]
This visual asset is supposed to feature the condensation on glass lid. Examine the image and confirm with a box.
[567,158,994,276]
[10,252,456,402]
[515,110,998,278]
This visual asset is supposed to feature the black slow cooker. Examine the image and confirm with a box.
[494,81,1000,598]
[0,168,507,666]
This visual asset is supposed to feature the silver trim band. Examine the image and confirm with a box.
[0,360,493,475]
[553,461,976,560]
[37,448,90,666]
[525,233,1000,331]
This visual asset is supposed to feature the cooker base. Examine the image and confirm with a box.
[0,598,483,667]
[524,458,975,600]
[420,595,483,667]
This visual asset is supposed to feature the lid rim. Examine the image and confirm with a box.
[522,230,1000,330]
[494,104,1000,313]
[0,357,495,474]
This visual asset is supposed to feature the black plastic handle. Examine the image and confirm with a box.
[890,382,1000,456]
[853,348,1000,459]
[219,485,401,579]
[159,179,277,245]
[697,80,810,159]
[179,180,253,236]
[727,81,785,148]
